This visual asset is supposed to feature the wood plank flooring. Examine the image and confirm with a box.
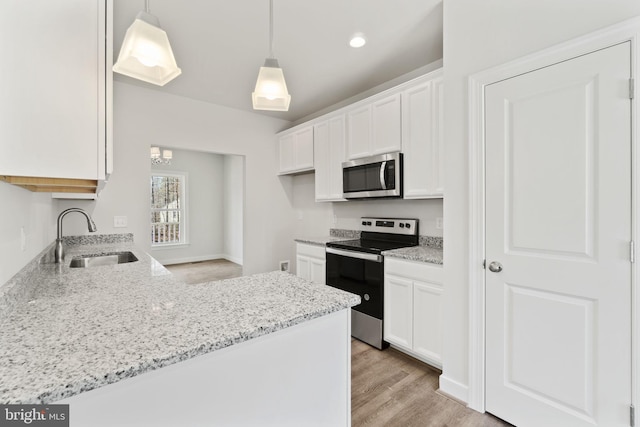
[164,259,243,284]
[352,339,512,427]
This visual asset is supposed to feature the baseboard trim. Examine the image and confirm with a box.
[222,254,243,265]
[438,374,469,406]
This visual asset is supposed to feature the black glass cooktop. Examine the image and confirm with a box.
[326,238,416,255]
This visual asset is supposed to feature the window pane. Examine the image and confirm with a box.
[151,174,184,245]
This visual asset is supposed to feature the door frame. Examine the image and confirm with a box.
[468,17,640,413]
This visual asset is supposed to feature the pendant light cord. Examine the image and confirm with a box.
[269,0,274,58]
[145,0,150,14]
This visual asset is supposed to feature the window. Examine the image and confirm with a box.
[151,173,187,246]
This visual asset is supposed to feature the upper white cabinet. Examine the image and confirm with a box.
[402,69,444,199]
[314,115,346,202]
[384,257,443,368]
[278,126,314,174]
[0,0,113,195]
[346,93,402,160]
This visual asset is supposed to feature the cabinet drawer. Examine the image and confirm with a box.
[296,242,326,259]
[385,257,443,284]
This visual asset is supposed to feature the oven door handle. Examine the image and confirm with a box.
[326,247,383,263]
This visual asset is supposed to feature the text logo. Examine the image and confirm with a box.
[0,405,69,427]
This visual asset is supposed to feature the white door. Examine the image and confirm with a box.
[485,42,631,427]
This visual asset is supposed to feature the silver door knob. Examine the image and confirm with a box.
[488,261,503,273]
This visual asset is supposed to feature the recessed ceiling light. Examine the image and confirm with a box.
[349,34,366,48]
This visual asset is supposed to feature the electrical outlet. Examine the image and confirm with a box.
[114,216,128,228]
[279,260,290,272]
[436,217,443,229]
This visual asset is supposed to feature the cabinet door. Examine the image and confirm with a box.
[432,75,445,195]
[402,82,432,198]
[328,116,346,200]
[413,280,443,366]
[372,94,402,155]
[279,134,295,173]
[313,121,330,200]
[309,258,326,285]
[0,0,107,180]
[402,71,444,199]
[346,105,371,159]
[296,255,310,281]
[383,274,413,349]
[294,127,314,170]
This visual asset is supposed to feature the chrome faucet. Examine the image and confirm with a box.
[55,208,97,263]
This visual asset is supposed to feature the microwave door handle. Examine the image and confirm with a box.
[379,161,387,189]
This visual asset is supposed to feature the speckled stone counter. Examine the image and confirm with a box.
[382,245,444,265]
[0,237,360,404]
[294,236,350,246]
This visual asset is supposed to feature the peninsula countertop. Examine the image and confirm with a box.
[0,237,360,404]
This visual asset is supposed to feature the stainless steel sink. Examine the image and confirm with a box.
[69,251,138,268]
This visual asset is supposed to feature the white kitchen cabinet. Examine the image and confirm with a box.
[296,242,326,285]
[346,93,401,160]
[278,126,314,174]
[372,94,402,155]
[0,0,113,196]
[402,69,444,199]
[384,257,443,368]
[314,115,346,202]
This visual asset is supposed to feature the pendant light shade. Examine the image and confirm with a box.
[252,58,291,111]
[113,10,181,86]
[252,0,291,111]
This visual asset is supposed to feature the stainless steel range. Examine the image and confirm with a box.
[325,217,419,349]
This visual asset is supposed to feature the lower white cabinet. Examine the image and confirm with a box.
[296,243,326,285]
[384,257,443,368]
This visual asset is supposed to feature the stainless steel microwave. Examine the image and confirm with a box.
[342,152,402,199]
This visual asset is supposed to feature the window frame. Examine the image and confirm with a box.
[150,171,188,248]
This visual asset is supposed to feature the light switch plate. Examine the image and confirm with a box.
[114,216,128,228]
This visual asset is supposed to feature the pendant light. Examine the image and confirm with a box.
[252,0,291,111]
[113,0,181,86]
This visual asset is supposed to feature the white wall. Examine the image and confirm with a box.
[60,81,292,276]
[223,155,244,265]
[291,173,444,239]
[0,184,58,286]
[441,0,640,402]
[150,149,225,265]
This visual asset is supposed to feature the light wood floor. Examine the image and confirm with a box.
[162,261,512,426]
[352,339,512,427]
[164,259,243,284]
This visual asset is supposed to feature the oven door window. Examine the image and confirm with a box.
[326,252,383,319]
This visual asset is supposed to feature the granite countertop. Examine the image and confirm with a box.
[0,237,360,404]
[382,245,443,265]
[294,236,353,246]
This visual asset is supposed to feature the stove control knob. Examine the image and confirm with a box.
[364,294,370,301]
[405,223,411,229]
[399,223,405,228]
[362,221,366,226]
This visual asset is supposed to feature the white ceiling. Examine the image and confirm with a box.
[113,0,443,122]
